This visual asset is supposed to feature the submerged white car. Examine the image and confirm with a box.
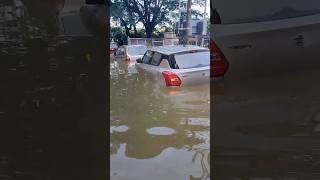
[114,45,148,62]
[136,45,210,87]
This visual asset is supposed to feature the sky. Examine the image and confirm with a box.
[110,0,210,28]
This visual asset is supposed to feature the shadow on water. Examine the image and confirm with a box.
[110,59,210,180]
[212,68,320,179]
[0,0,107,179]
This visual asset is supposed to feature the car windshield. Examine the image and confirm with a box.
[174,51,210,69]
[127,46,147,55]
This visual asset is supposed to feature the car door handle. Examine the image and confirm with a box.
[229,44,252,50]
[294,34,304,47]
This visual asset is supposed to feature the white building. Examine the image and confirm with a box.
[176,0,208,36]
[176,19,207,36]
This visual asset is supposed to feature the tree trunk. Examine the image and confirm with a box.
[133,25,137,34]
[125,26,130,37]
[145,24,153,38]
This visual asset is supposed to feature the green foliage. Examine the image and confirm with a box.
[130,28,146,38]
[130,0,177,37]
[111,27,127,46]
[110,0,177,38]
[110,0,208,38]
[192,9,205,19]
[152,26,173,38]
[152,30,164,38]
[110,0,139,36]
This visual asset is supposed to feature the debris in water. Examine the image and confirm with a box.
[110,125,129,133]
[146,127,176,136]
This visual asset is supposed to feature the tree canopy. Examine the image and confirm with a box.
[111,0,207,38]
[111,0,177,38]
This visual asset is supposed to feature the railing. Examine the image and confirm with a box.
[127,37,209,48]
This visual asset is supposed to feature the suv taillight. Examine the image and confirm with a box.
[211,41,229,77]
[162,71,181,87]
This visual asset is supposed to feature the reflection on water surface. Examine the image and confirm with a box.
[0,0,107,179]
[110,58,210,180]
[213,69,320,180]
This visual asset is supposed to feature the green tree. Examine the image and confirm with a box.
[130,28,146,38]
[152,26,173,38]
[111,27,128,46]
[111,0,208,38]
[126,0,177,38]
[110,0,139,36]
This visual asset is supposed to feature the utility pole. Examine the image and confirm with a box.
[178,0,191,46]
[186,0,192,41]
[204,0,207,18]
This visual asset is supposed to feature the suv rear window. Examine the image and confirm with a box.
[174,51,209,69]
[212,0,320,24]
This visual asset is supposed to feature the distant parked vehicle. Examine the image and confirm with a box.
[114,45,148,62]
[135,45,210,87]
[211,0,320,80]
[110,42,118,54]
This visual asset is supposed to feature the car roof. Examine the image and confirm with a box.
[149,45,208,55]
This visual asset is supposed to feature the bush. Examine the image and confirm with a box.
[111,27,127,46]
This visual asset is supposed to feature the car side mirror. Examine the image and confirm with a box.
[136,58,142,63]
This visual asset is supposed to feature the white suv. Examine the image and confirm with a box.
[136,45,210,87]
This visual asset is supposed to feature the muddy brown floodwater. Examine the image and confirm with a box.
[213,67,320,179]
[0,0,107,179]
[110,59,210,180]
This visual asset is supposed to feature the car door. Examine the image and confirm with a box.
[136,51,165,83]
[212,0,320,79]
[145,52,163,75]
[136,50,153,71]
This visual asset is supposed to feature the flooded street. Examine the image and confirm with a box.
[110,59,210,180]
[212,68,320,179]
[0,0,107,179]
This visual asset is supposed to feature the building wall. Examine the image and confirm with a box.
[176,19,208,36]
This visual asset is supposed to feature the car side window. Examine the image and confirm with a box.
[142,50,153,64]
[150,52,162,66]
